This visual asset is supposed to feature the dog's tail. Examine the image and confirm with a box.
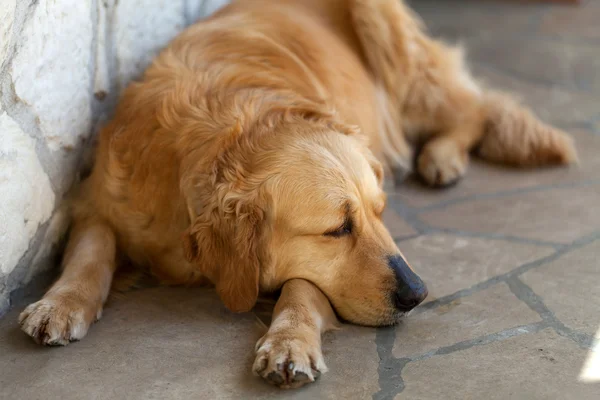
[475,91,578,167]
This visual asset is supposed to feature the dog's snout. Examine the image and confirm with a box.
[388,255,428,311]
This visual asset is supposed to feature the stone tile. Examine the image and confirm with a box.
[393,283,541,358]
[400,329,599,400]
[540,1,600,41]
[407,0,546,40]
[382,207,417,239]
[468,38,600,96]
[309,326,379,400]
[419,185,600,244]
[0,287,379,399]
[471,63,600,128]
[411,0,600,97]
[396,235,554,303]
[522,239,600,336]
[0,288,259,399]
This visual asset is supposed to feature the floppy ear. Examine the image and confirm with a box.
[180,124,266,313]
[182,202,263,312]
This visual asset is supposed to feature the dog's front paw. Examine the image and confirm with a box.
[19,296,99,346]
[253,330,327,389]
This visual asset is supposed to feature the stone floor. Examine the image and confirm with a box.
[1,0,600,399]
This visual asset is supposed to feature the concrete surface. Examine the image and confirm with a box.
[1,0,600,399]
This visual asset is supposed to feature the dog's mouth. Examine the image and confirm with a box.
[367,308,413,327]
[326,299,414,328]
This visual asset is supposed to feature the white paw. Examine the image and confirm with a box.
[253,331,327,389]
[19,297,98,346]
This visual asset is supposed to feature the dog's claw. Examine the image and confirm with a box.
[263,361,317,388]
[253,332,327,389]
[293,371,310,383]
[267,371,285,385]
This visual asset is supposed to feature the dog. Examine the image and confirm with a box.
[19,0,577,389]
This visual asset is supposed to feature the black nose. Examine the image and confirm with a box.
[388,255,428,311]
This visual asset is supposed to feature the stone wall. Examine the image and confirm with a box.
[0,0,230,317]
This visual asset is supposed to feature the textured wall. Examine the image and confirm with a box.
[0,0,230,316]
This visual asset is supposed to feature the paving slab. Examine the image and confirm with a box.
[400,329,599,400]
[522,240,600,336]
[393,283,542,359]
[0,287,379,400]
[540,0,600,41]
[396,234,554,303]
[419,185,600,244]
[382,208,417,239]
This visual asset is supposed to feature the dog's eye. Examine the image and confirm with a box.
[324,218,353,238]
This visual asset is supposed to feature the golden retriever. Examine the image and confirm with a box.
[19,0,576,389]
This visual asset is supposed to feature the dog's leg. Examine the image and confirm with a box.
[19,217,117,345]
[375,84,414,183]
[351,0,484,186]
[351,0,421,181]
[416,111,485,187]
[351,0,577,186]
[253,279,338,389]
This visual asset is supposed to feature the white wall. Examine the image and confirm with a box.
[0,0,230,316]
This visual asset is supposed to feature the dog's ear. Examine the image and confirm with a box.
[181,124,266,313]
[182,201,263,312]
[215,202,263,312]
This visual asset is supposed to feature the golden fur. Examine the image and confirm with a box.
[19,0,577,388]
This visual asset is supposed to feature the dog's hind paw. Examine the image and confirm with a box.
[417,137,468,187]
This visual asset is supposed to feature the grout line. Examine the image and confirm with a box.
[373,321,548,399]
[506,276,560,324]
[372,229,600,397]
[373,326,407,400]
[409,321,548,362]
[507,276,594,349]
[412,229,600,316]
[389,195,568,250]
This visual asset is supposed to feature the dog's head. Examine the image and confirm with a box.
[181,108,427,326]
